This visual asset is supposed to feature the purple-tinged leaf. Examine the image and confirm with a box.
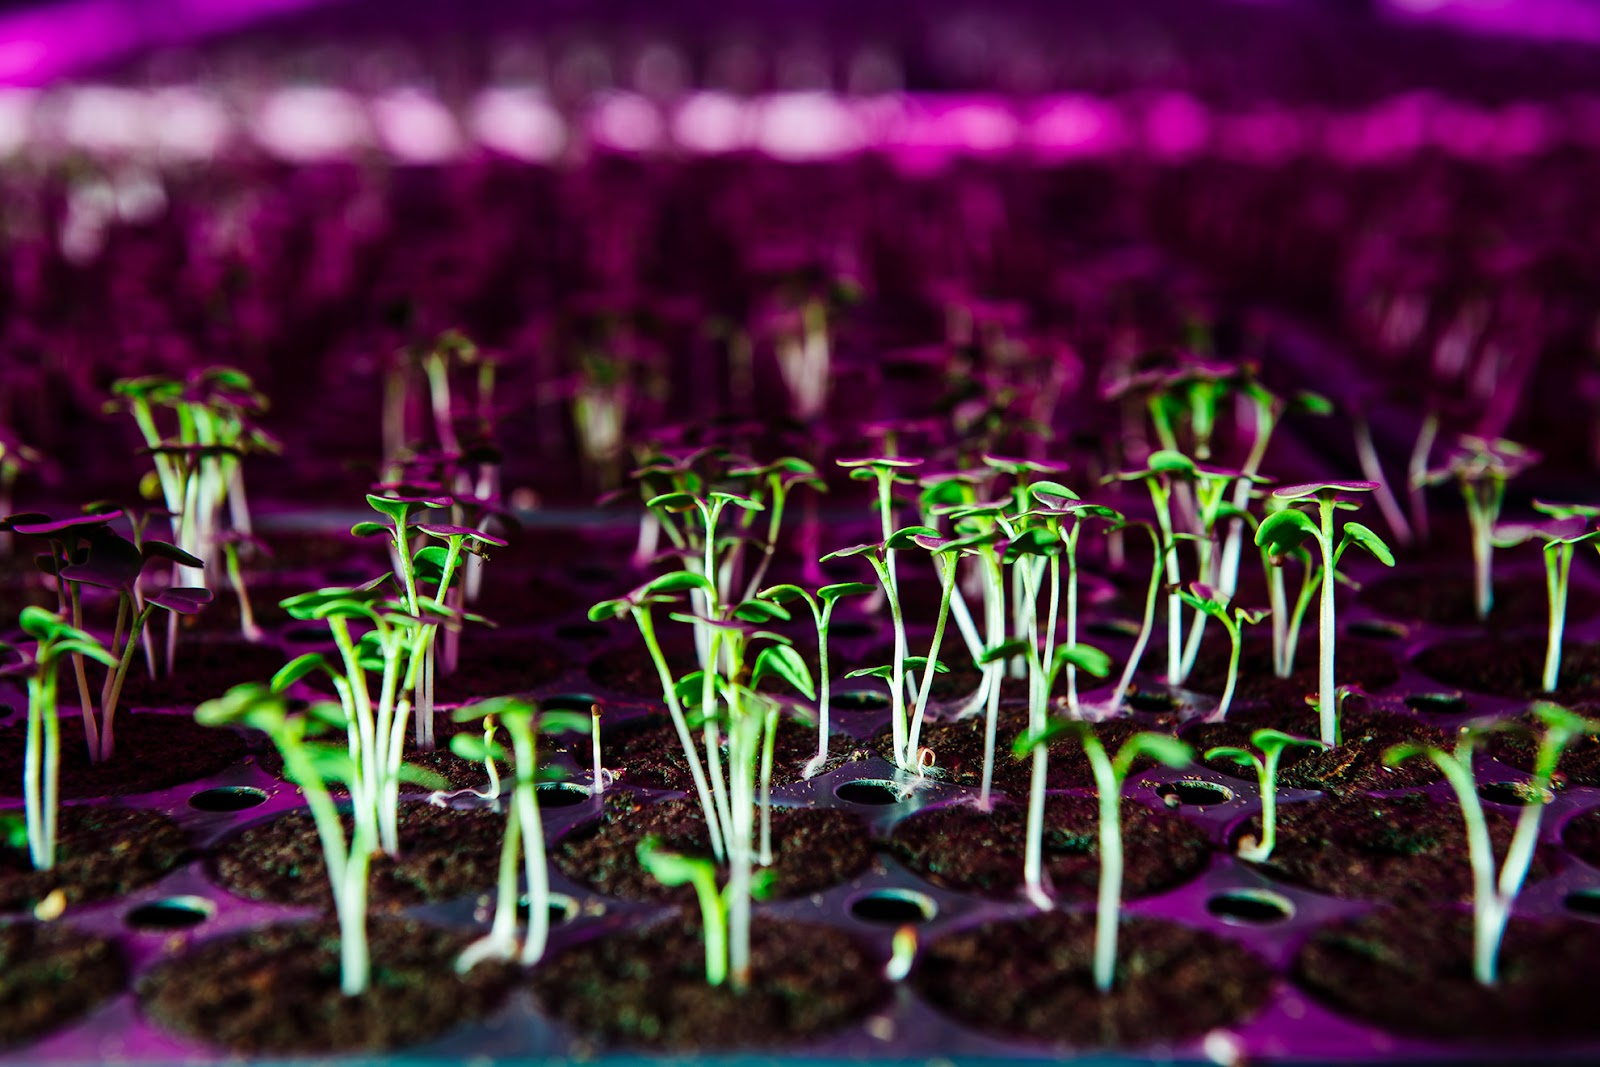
[150,587,213,615]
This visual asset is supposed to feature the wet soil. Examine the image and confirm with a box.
[531,915,888,1052]
[0,923,125,1048]
[585,643,697,700]
[1414,637,1600,701]
[116,641,289,708]
[553,793,874,903]
[1362,571,1600,629]
[1183,635,1400,706]
[211,803,505,909]
[0,712,245,798]
[1296,906,1600,1041]
[887,794,1211,900]
[0,805,189,912]
[138,917,516,1054]
[913,912,1273,1047]
[1184,705,1447,792]
[599,714,873,791]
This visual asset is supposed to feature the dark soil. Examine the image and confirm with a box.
[138,917,516,1054]
[255,531,386,573]
[0,805,189,912]
[888,795,1211,900]
[189,585,296,634]
[1183,635,1400,706]
[1414,636,1600,701]
[531,915,888,1052]
[0,923,125,1048]
[1186,705,1447,792]
[1490,710,1600,787]
[0,712,245,798]
[554,793,874,903]
[913,912,1273,1047]
[1296,906,1600,1041]
[116,641,288,708]
[1243,792,1558,903]
[585,642,697,699]
[1362,570,1600,629]
[431,635,569,702]
[600,714,873,791]
[466,571,589,625]
[878,710,1156,795]
[1557,806,1600,867]
[212,803,505,908]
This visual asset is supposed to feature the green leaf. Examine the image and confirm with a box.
[287,742,361,787]
[1339,522,1396,567]
[732,599,790,624]
[757,583,810,605]
[752,644,816,700]
[885,525,941,551]
[821,542,880,562]
[979,638,1032,666]
[642,571,716,598]
[350,521,391,539]
[51,638,117,669]
[450,733,509,764]
[1003,528,1062,561]
[645,491,698,512]
[1147,450,1197,476]
[0,810,26,850]
[1382,742,1440,769]
[271,653,330,692]
[1255,508,1319,559]
[1204,746,1260,770]
[1250,728,1325,758]
[588,598,631,622]
[540,710,594,736]
[1012,716,1088,757]
[395,760,451,790]
[636,837,717,888]
[1117,733,1192,773]
[818,582,874,603]
[1051,643,1112,678]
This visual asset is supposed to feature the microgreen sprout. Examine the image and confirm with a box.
[1256,482,1393,745]
[636,837,776,990]
[1028,483,1122,714]
[1493,503,1600,692]
[1175,583,1269,722]
[1106,518,1164,716]
[1385,703,1599,986]
[990,636,1112,909]
[1106,450,1198,685]
[3,608,117,869]
[450,698,590,971]
[590,571,727,861]
[1013,719,1192,990]
[757,581,874,778]
[197,683,447,996]
[1205,729,1325,862]
[1421,435,1539,620]
[886,925,918,982]
[826,526,941,772]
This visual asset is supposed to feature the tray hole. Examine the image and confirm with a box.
[1126,688,1179,713]
[1207,889,1294,926]
[127,896,216,931]
[189,785,268,812]
[1478,780,1542,807]
[1406,692,1468,715]
[834,779,906,805]
[850,889,938,925]
[1155,779,1234,808]
[1347,619,1408,641]
[537,782,592,808]
[832,690,889,710]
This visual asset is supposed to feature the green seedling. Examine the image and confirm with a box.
[450,698,590,970]
[1420,435,1539,620]
[3,608,117,869]
[727,457,825,603]
[993,641,1113,908]
[1493,503,1600,692]
[1256,482,1393,745]
[1175,583,1269,721]
[758,581,873,778]
[110,368,276,649]
[1014,720,1192,991]
[1106,519,1164,716]
[1029,483,1122,714]
[1205,729,1325,862]
[1385,704,1598,986]
[590,570,726,861]
[1106,450,1198,686]
[837,456,923,601]
[637,837,776,990]
[58,526,210,761]
[1176,462,1271,680]
[645,488,764,658]
[198,683,445,996]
